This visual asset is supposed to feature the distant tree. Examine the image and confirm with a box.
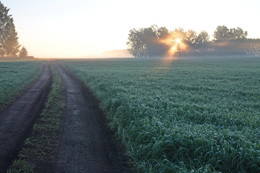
[128,25,252,57]
[229,27,247,40]
[127,28,142,57]
[214,25,247,41]
[195,31,210,44]
[127,25,169,57]
[185,30,197,45]
[171,29,210,46]
[213,25,230,41]
[0,2,20,57]
[19,47,28,57]
[170,28,187,41]
[157,26,169,40]
[127,27,156,57]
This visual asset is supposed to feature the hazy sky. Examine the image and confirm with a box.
[2,0,260,58]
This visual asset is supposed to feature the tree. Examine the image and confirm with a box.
[157,26,169,40]
[185,30,197,45]
[214,25,247,41]
[0,2,20,57]
[170,28,187,41]
[127,28,151,57]
[127,25,169,57]
[213,25,230,41]
[195,31,209,44]
[229,27,247,39]
[19,46,28,57]
[128,25,251,57]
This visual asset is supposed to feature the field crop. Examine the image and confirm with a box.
[0,61,42,110]
[63,57,260,173]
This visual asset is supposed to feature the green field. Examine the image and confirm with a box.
[0,61,42,110]
[63,57,260,173]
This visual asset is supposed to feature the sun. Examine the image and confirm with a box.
[159,36,188,60]
[176,38,182,44]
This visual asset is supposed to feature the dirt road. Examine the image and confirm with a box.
[55,64,131,173]
[0,64,52,172]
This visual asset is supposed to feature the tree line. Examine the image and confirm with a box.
[0,2,28,57]
[127,25,259,57]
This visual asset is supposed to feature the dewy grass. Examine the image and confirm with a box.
[62,57,260,173]
[0,61,42,110]
[8,66,64,173]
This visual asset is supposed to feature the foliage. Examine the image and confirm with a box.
[0,2,20,57]
[127,26,212,57]
[127,25,252,58]
[63,57,260,173]
[169,28,210,47]
[19,47,28,57]
[213,26,248,41]
[0,61,42,110]
[127,25,170,57]
[8,66,63,172]
[196,31,210,45]
[185,30,197,44]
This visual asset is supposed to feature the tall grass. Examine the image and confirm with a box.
[64,57,260,172]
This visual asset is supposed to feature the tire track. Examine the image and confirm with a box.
[55,64,131,173]
[0,63,52,172]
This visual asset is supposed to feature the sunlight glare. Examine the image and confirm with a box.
[176,38,182,44]
[160,36,187,58]
[158,35,189,65]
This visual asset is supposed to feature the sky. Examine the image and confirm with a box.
[1,0,260,58]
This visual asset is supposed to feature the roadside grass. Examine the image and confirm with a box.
[8,66,64,173]
[63,57,260,173]
[0,61,42,110]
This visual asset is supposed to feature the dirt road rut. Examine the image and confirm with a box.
[55,64,131,173]
[0,64,52,172]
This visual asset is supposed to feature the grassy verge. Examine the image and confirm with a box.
[8,66,64,173]
[0,61,42,110]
